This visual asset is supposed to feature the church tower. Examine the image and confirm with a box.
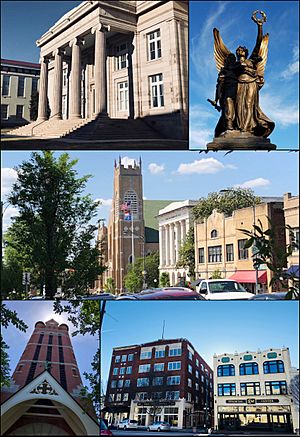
[11,319,83,394]
[104,157,145,292]
[1,319,98,435]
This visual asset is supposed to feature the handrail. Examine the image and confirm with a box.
[31,112,61,136]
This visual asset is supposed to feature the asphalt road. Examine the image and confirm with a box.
[111,432,212,436]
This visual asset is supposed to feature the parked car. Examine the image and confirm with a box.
[100,419,113,436]
[147,421,171,432]
[116,287,205,300]
[82,293,116,300]
[250,292,289,300]
[197,279,253,300]
[117,419,138,430]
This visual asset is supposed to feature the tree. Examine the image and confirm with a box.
[104,278,116,294]
[159,272,170,287]
[1,303,28,387]
[211,269,222,279]
[176,227,195,280]
[124,251,159,293]
[239,219,299,299]
[5,151,103,298]
[193,187,261,221]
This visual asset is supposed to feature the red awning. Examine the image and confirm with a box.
[229,270,267,284]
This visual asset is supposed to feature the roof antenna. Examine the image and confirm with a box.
[162,320,165,339]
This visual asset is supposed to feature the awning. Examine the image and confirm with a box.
[286,265,299,278]
[229,270,267,284]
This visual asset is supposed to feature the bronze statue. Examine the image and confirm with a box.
[207,11,276,150]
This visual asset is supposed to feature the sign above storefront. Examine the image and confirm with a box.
[226,398,279,404]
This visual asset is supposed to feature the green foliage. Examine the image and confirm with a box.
[193,187,261,221]
[124,251,159,293]
[176,227,195,280]
[211,269,222,279]
[159,272,170,287]
[104,278,116,294]
[4,151,103,298]
[239,219,299,299]
[29,92,50,121]
[1,303,28,387]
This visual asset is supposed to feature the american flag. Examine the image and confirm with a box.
[120,201,131,211]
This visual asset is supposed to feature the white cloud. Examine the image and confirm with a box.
[189,128,213,148]
[121,156,137,167]
[177,158,228,175]
[1,167,17,197]
[260,92,299,127]
[2,205,19,232]
[95,198,112,208]
[280,44,299,79]
[148,163,165,174]
[234,178,271,189]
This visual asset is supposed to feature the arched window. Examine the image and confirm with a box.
[217,364,235,377]
[263,360,284,374]
[211,229,218,238]
[239,362,259,375]
[123,190,138,220]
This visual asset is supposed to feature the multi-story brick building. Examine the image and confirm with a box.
[213,348,299,433]
[1,58,40,126]
[194,198,286,293]
[1,319,98,435]
[103,338,213,429]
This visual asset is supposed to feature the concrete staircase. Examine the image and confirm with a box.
[7,116,165,141]
[64,116,165,141]
[7,117,91,138]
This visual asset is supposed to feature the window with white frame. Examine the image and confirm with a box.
[196,359,199,367]
[167,376,180,385]
[117,380,123,388]
[196,370,199,378]
[113,368,118,375]
[168,361,181,371]
[116,393,122,401]
[140,350,152,360]
[117,81,128,112]
[169,347,181,357]
[109,394,115,402]
[111,380,117,388]
[128,354,134,361]
[115,43,128,70]
[121,354,127,362]
[166,391,180,400]
[154,363,164,371]
[147,29,161,60]
[137,378,149,387]
[188,378,192,387]
[187,392,192,402]
[188,364,193,374]
[149,74,164,108]
[124,380,131,387]
[139,364,151,373]
[155,349,165,358]
[153,377,164,386]
[120,367,125,375]
[126,366,132,374]
[123,393,129,401]
[115,355,121,363]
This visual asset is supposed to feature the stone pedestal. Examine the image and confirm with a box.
[207,130,277,151]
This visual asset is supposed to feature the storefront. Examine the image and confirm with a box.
[229,270,268,293]
[218,404,292,433]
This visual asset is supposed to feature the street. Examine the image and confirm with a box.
[110,431,296,437]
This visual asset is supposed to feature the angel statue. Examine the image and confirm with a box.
[208,11,275,146]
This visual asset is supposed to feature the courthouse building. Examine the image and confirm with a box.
[213,348,299,433]
[283,193,299,277]
[103,338,213,429]
[1,319,98,435]
[158,200,197,286]
[10,0,188,142]
[1,58,40,127]
[194,198,286,293]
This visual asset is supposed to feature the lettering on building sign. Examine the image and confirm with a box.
[137,401,176,407]
[226,398,279,404]
[30,380,58,395]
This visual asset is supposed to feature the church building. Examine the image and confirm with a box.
[1,319,98,435]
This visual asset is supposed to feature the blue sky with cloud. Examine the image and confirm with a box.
[2,150,299,233]
[190,1,299,149]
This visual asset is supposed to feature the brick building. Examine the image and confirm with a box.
[1,319,98,435]
[194,198,286,293]
[103,338,213,429]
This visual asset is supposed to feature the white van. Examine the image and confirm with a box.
[196,279,253,300]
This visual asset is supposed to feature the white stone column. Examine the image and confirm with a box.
[37,56,49,121]
[159,225,163,268]
[175,221,181,263]
[169,223,174,266]
[181,220,186,242]
[69,37,83,119]
[92,24,110,115]
[165,224,170,266]
[52,48,64,119]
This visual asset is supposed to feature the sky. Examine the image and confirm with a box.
[190,1,299,150]
[101,300,299,393]
[2,301,99,390]
[2,150,299,233]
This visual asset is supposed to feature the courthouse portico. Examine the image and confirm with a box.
[10,1,188,141]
